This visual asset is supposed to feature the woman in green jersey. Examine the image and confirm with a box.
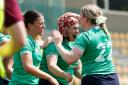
[52,4,120,85]
[9,10,59,85]
[39,15,82,85]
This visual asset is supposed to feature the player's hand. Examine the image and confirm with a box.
[65,73,73,82]
[52,30,63,46]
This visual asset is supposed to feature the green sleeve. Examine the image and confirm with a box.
[19,39,33,56]
[74,33,89,51]
[44,43,59,57]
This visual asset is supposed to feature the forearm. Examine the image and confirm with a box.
[24,65,53,80]
[48,65,67,79]
[52,30,81,64]
[55,44,75,64]
[3,57,13,79]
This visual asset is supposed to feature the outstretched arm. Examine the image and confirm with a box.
[52,30,83,64]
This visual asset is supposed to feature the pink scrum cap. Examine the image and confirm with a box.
[57,16,79,37]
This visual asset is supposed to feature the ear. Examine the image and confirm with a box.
[84,17,89,23]
[28,23,33,30]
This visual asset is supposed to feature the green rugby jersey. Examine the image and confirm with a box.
[9,35,42,85]
[74,26,116,77]
[40,39,79,85]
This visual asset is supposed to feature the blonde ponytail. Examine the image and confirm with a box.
[96,16,110,37]
[100,23,110,37]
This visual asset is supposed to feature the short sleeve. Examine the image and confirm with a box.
[74,33,89,52]
[20,40,33,56]
[44,43,59,58]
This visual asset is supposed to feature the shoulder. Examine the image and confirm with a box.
[45,42,55,48]
[76,32,89,42]
[44,42,57,52]
[20,37,34,51]
[44,42,59,56]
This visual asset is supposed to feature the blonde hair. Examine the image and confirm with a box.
[81,4,110,37]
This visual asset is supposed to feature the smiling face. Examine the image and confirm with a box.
[57,16,79,41]
[24,10,46,37]
[30,16,45,36]
[80,4,103,30]
[67,23,79,41]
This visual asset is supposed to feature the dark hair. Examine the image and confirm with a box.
[24,10,43,29]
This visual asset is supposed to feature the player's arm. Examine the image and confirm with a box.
[21,52,59,85]
[47,54,73,82]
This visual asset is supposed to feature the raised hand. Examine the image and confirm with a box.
[52,30,63,46]
[43,36,53,48]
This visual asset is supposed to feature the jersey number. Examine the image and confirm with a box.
[95,42,112,62]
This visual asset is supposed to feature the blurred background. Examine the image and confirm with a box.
[18,0,128,85]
